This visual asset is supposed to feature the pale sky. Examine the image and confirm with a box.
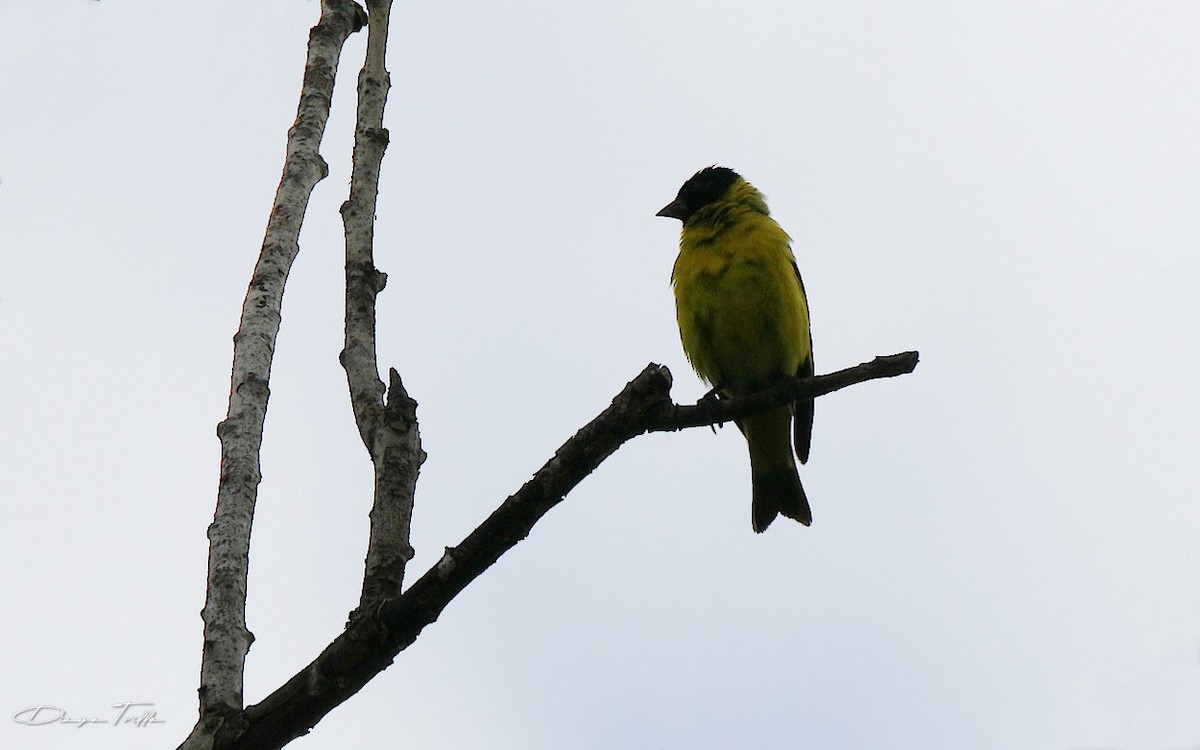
[2,1,1199,749]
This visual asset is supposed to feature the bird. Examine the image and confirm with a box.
[657,166,814,532]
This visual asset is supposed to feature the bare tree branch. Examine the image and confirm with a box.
[180,4,919,749]
[337,0,422,607]
[227,352,919,750]
[181,3,367,749]
[651,351,921,432]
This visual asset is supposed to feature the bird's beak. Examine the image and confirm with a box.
[656,199,688,221]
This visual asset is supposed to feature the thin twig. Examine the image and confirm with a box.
[652,351,921,432]
[181,3,367,749]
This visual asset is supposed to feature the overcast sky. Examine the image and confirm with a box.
[2,1,1199,749]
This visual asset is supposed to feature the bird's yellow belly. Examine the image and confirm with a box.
[676,257,809,395]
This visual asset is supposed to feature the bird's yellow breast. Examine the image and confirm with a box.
[671,209,811,395]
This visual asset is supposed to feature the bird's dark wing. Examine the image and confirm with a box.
[792,260,814,464]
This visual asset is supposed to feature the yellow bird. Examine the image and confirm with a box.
[658,166,814,532]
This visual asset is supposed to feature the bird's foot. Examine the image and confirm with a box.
[697,388,726,434]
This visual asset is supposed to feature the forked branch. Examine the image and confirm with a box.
[183,4,919,750]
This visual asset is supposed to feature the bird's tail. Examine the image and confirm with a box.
[745,406,812,533]
[751,465,811,533]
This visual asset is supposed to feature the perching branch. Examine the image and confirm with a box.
[181,3,366,750]
[224,352,918,750]
[653,351,921,432]
[337,0,422,608]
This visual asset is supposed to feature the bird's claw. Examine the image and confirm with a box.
[697,388,726,434]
